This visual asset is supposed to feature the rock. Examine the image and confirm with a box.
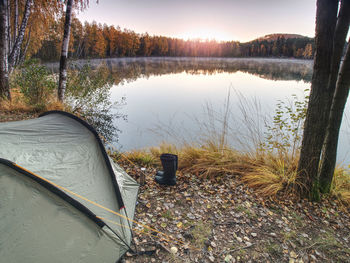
[209,255,215,262]
[270,232,277,237]
[170,247,178,254]
[251,232,257,237]
[245,241,253,247]
[224,254,233,262]
[236,236,243,242]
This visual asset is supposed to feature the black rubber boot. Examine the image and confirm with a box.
[155,153,177,186]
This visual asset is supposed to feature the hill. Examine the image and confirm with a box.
[254,33,311,42]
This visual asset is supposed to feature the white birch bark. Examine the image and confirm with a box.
[0,0,10,100]
[58,0,73,102]
[8,0,32,72]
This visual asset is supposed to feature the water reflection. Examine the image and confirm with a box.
[46,57,313,84]
[91,57,313,84]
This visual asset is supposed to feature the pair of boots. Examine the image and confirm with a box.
[155,153,178,186]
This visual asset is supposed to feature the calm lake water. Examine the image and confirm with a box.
[55,57,350,164]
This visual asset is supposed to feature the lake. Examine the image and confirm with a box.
[52,57,350,165]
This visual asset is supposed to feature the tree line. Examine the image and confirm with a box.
[34,19,316,61]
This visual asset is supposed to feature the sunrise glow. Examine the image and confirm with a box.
[179,29,234,42]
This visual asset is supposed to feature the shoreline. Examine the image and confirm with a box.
[1,110,350,262]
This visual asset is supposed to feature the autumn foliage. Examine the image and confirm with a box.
[33,18,316,61]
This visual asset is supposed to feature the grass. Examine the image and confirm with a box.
[122,150,157,167]
[242,155,298,196]
[330,166,350,205]
[190,221,212,248]
[121,141,350,206]
[0,89,63,112]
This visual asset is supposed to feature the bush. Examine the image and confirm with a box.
[260,90,309,160]
[13,59,56,110]
[66,63,126,142]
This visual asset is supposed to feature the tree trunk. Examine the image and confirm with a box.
[58,0,73,102]
[297,0,338,199]
[8,0,32,72]
[19,26,31,64]
[0,0,10,100]
[319,41,350,193]
[324,0,350,113]
[6,0,10,54]
[14,0,18,41]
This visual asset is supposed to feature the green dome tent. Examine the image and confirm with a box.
[0,111,139,263]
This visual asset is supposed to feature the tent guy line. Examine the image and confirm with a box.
[0,110,139,262]
[12,161,195,251]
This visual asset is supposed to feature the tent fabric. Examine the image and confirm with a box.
[0,111,139,263]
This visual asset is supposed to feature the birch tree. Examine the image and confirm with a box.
[8,0,32,72]
[58,0,73,102]
[0,0,10,99]
[58,0,89,102]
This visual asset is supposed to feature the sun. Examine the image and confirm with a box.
[180,28,233,42]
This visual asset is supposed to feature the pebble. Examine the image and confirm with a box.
[209,255,215,262]
[245,241,253,247]
[224,254,233,262]
[170,247,178,254]
[251,232,257,237]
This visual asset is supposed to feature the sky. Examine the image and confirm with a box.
[77,0,317,42]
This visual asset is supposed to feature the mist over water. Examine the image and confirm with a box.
[49,57,349,165]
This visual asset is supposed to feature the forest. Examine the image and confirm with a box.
[34,18,315,61]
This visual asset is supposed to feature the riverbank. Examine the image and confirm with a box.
[1,111,350,262]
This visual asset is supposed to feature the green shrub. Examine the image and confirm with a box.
[260,90,309,160]
[66,63,126,142]
[13,59,56,110]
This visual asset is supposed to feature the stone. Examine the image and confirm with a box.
[170,247,178,254]
[224,254,233,262]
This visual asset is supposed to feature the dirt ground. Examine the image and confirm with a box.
[121,165,350,263]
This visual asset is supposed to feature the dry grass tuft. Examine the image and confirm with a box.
[122,150,157,167]
[146,143,253,179]
[0,89,63,113]
[45,100,64,111]
[0,90,32,112]
[242,157,297,196]
[179,144,252,178]
[331,167,350,205]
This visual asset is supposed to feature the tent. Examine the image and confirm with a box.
[0,111,139,263]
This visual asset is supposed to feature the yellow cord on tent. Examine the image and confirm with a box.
[13,163,197,251]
